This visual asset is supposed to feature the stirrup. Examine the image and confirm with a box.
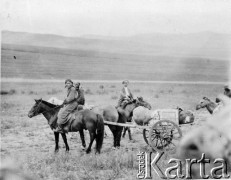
[53,126,64,133]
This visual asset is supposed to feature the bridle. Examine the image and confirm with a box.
[32,100,62,116]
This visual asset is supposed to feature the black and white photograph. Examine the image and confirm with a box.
[1,0,231,179]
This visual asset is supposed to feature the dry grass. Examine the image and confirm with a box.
[0,82,223,179]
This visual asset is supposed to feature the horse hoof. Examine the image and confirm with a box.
[54,149,59,153]
[95,151,100,154]
[112,147,116,150]
[81,146,85,150]
[86,150,91,154]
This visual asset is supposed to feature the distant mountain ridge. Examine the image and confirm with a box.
[2,30,231,60]
[1,31,229,81]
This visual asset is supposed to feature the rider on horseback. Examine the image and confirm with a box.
[53,79,78,133]
[116,80,134,109]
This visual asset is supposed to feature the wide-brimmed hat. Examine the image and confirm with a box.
[65,79,73,84]
[122,80,129,84]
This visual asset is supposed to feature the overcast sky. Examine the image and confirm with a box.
[1,0,231,37]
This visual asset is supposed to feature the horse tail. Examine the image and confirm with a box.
[96,114,104,153]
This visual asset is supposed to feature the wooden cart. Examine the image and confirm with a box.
[104,109,182,152]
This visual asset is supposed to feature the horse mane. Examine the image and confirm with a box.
[137,97,152,109]
[41,99,59,108]
[123,101,135,108]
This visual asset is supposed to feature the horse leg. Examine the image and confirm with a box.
[61,133,69,152]
[108,125,117,147]
[122,127,127,138]
[54,132,59,153]
[128,128,132,140]
[86,132,96,154]
[112,131,117,148]
[116,126,123,147]
[79,130,86,150]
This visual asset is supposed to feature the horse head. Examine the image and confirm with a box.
[136,96,152,110]
[196,97,211,110]
[28,98,43,118]
[28,98,59,118]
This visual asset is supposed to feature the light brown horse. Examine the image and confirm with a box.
[92,99,141,148]
[122,97,152,140]
[196,97,220,114]
[28,99,104,154]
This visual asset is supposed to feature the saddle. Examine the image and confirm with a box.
[62,107,84,132]
[120,99,133,109]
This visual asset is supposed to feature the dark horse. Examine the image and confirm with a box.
[122,97,152,140]
[28,99,104,153]
[92,99,142,148]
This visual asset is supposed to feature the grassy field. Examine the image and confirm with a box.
[1,81,224,180]
[1,43,229,81]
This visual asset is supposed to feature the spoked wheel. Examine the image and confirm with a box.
[149,120,182,152]
[143,129,149,145]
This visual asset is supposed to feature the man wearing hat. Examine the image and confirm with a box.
[75,82,85,105]
[53,79,78,133]
[116,80,134,108]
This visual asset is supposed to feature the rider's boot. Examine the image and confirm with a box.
[53,124,64,133]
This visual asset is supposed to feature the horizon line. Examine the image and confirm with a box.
[2,30,231,39]
[1,78,229,85]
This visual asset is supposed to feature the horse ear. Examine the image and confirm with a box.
[34,99,38,102]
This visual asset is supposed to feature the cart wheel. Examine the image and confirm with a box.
[149,120,182,152]
[143,129,149,145]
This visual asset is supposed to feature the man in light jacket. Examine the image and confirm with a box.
[117,80,134,108]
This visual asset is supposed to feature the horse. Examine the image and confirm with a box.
[177,107,194,124]
[195,97,221,114]
[91,99,142,148]
[28,99,104,154]
[122,97,152,140]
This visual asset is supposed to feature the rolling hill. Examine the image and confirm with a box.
[1,31,230,81]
